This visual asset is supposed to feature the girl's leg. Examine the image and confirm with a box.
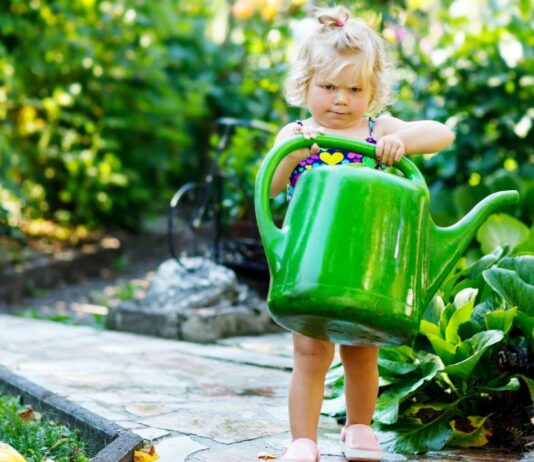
[289,332,335,441]
[339,345,379,425]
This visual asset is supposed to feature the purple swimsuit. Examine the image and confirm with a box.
[287,118,381,201]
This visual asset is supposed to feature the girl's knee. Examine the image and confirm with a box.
[340,345,379,368]
[292,333,334,374]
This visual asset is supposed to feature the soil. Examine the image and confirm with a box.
[0,231,170,327]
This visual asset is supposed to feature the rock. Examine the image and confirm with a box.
[107,258,279,342]
[146,258,239,311]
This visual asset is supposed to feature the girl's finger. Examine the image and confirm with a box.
[375,141,383,159]
[385,143,394,158]
[310,143,320,153]
[394,148,404,163]
[381,146,391,164]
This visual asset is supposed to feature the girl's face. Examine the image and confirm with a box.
[306,65,372,130]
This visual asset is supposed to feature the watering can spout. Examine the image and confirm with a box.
[426,190,520,305]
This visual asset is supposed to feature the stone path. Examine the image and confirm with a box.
[0,315,530,462]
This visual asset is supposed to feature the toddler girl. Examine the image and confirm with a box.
[269,6,455,462]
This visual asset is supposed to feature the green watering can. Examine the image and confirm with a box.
[255,134,520,346]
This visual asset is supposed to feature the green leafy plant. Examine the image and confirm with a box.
[323,215,534,454]
[0,394,90,462]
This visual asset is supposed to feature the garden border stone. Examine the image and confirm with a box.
[0,364,142,462]
[0,237,122,303]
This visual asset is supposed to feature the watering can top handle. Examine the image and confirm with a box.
[254,134,427,248]
[260,134,426,184]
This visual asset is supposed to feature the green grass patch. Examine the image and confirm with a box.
[0,394,91,462]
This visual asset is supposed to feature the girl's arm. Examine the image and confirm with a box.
[268,123,320,198]
[375,116,455,165]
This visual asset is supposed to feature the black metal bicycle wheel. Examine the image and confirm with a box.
[167,181,218,270]
[212,174,268,275]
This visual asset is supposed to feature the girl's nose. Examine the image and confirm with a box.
[333,89,348,105]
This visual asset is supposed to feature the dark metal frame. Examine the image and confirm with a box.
[167,117,275,274]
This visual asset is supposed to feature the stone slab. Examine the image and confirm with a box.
[155,436,207,462]
[0,315,527,462]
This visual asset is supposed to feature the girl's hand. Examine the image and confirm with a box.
[376,134,406,166]
[289,123,324,161]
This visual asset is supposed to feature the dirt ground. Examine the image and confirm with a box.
[0,231,170,327]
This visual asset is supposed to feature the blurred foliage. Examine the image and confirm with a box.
[0,0,216,229]
[385,0,533,226]
[0,0,532,233]
[216,124,276,219]
[0,0,286,231]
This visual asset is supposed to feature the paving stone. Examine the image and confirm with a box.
[125,402,175,417]
[116,420,146,430]
[78,401,129,421]
[91,391,187,405]
[154,435,207,462]
[143,409,288,444]
[0,315,524,462]
[132,427,171,441]
[16,358,115,375]
[217,332,294,357]
[0,350,27,367]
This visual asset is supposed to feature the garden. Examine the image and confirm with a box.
[0,0,532,460]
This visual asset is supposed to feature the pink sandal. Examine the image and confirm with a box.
[280,438,321,461]
[341,424,384,461]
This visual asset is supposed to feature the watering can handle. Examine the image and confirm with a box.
[254,134,426,268]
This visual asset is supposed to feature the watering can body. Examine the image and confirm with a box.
[255,135,519,346]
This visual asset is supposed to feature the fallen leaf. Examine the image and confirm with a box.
[257,452,278,460]
[18,407,41,421]
[0,442,27,462]
[134,445,159,462]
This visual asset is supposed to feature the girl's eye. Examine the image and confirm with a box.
[322,85,335,90]
[350,87,362,93]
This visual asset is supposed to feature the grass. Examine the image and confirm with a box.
[14,308,73,325]
[0,394,91,462]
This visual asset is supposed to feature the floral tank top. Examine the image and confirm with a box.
[287,118,381,201]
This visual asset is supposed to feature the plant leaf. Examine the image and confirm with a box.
[446,289,478,344]
[321,394,346,417]
[425,333,457,365]
[439,303,457,338]
[378,357,420,376]
[444,330,504,380]
[515,312,534,354]
[420,319,441,338]
[476,214,529,254]
[423,295,445,325]
[375,401,458,453]
[519,374,534,402]
[448,414,493,448]
[458,320,484,341]
[483,256,534,315]
[374,358,441,424]
[484,307,517,334]
[477,376,520,392]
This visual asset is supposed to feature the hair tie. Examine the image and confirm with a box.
[335,19,345,27]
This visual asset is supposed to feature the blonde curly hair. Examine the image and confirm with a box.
[284,6,395,116]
